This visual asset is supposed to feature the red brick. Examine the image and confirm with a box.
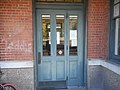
[0,0,110,61]
[0,0,33,61]
[88,0,109,59]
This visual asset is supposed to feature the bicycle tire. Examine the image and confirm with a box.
[0,85,4,90]
[3,84,17,90]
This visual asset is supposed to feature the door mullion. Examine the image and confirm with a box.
[66,11,69,81]
[51,14,56,56]
[51,13,57,80]
[78,12,84,85]
[64,12,67,81]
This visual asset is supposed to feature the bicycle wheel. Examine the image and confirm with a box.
[0,85,4,90]
[3,84,17,90]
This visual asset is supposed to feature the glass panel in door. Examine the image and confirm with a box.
[42,15,51,56]
[69,15,78,56]
[56,15,65,56]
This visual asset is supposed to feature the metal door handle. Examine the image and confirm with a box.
[66,45,68,50]
[38,52,41,64]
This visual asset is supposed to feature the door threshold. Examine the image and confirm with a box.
[58,86,86,90]
[39,80,67,89]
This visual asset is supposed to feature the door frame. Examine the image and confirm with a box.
[32,1,88,89]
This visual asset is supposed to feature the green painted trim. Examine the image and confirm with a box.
[35,3,84,10]
[33,0,88,89]
[83,0,88,89]
[32,0,39,90]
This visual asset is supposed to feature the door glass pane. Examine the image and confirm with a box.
[42,15,51,56]
[69,15,78,56]
[56,15,65,56]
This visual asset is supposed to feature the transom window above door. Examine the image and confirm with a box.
[36,0,83,3]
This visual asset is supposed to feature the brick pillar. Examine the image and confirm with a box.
[88,0,109,59]
[0,0,33,61]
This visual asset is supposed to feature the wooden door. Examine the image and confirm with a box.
[36,10,84,86]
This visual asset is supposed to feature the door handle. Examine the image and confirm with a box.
[66,45,68,50]
[38,52,41,64]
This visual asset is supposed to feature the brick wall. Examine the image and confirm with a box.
[0,0,109,61]
[88,0,109,59]
[0,0,33,61]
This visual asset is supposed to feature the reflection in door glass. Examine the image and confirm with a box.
[42,15,51,56]
[69,15,78,55]
[56,15,64,56]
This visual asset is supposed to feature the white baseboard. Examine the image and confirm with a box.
[0,61,33,68]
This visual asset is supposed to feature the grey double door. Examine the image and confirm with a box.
[36,9,84,86]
